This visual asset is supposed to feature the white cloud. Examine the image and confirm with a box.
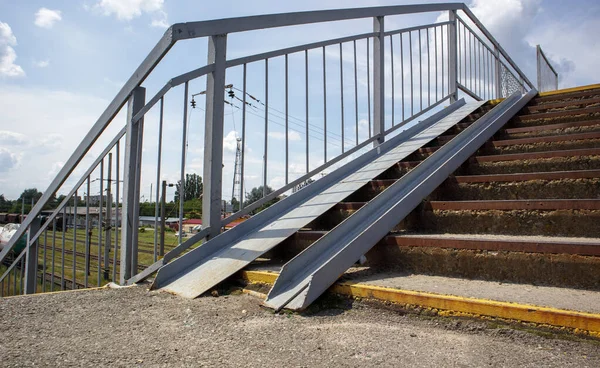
[151,10,169,29]
[0,130,27,145]
[0,22,25,78]
[94,0,165,21]
[0,148,20,173]
[33,59,50,68]
[223,130,240,153]
[34,8,63,29]
[268,130,302,141]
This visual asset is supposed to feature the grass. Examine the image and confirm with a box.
[1,226,201,296]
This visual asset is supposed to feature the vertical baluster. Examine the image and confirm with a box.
[20,258,24,294]
[113,142,119,282]
[8,266,12,295]
[390,35,395,127]
[72,190,77,289]
[367,38,371,138]
[419,29,422,111]
[400,33,405,121]
[305,51,310,173]
[469,30,473,93]
[409,31,413,116]
[339,43,345,151]
[353,41,358,145]
[241,64,247,208]
[104,153,112,280]
[62,206,66,290]
[179,82,188,246]
[441,25,445,96]
[85,177,90,288]
[434,27,438,101]
[263,59,268,197]
[322,46,327,162]
[43,226,47,291]
[285,53,289,183]
[427,28,430,107]
[98,160,103,287]
[51,217,56,291]
[457,22,461,87]
[153,98,164,262]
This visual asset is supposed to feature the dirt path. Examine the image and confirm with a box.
[1,286,598,367]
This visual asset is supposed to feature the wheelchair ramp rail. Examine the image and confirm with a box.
[264,89,536,311]
[151,100,486,298]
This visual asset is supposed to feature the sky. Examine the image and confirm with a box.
[0,0,599,204]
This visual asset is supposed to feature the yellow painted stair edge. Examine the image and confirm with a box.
[239,270,600,337]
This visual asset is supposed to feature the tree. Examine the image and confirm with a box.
[243,185,279,215]
[174,173,203,202]
[231,197,240,212]
[0,194,12,212]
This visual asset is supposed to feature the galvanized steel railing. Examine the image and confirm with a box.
[536,44,559,93]
[0,3,534,296]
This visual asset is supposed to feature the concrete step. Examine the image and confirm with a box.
[525,96,600,113]
[531,87,600,105]
[364,234,600,290]
[440,170,600,200]
[411,201,600,237]
[513,106,600,124]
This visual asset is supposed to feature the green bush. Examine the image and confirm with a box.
[138,227,146,233]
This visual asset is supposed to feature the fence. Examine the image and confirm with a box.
[537,44,559,92]
[0,3,534,296]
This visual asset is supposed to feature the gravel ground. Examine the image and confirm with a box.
[1,286,599,367]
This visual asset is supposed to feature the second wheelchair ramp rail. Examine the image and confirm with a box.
[151,100,486,298]
[264,89,537,311]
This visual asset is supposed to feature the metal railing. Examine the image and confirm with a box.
[537,44,559,92]
[0,3,535,296]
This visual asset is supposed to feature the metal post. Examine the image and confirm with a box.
[120,86,146,284]
[373,16,385,146]
[448,10,458,103]
[202,33,227,240]
[160,180,166,257]
[24,216,41,294]
[536,45,542,92]
[494,47,502,99]
[178,82,189,246]
[104,152,112,280]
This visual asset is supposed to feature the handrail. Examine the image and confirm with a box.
[460,7,534,89]
[172,3,464,40]
[1,2,540,296]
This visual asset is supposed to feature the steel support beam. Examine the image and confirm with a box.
[120,87,146,284]
[24,216,41,294]
[202,34,228,240]
[448,10,458,103]
[373,16,385,145]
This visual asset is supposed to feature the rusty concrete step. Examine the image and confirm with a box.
[426,199,600,211]
[514,106,600,122]
[525,96,600,112]
[504,119,600,134]
[532,88,600,104]
[473,147,600,163]
[382,234,600,256]
[492,131,600,147]
[338,199,600,212]
[452,169,600,183]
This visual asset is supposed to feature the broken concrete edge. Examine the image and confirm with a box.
[538,83,600,98]
[238,270,600,338]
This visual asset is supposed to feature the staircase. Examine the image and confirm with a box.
[267,85,600,302]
